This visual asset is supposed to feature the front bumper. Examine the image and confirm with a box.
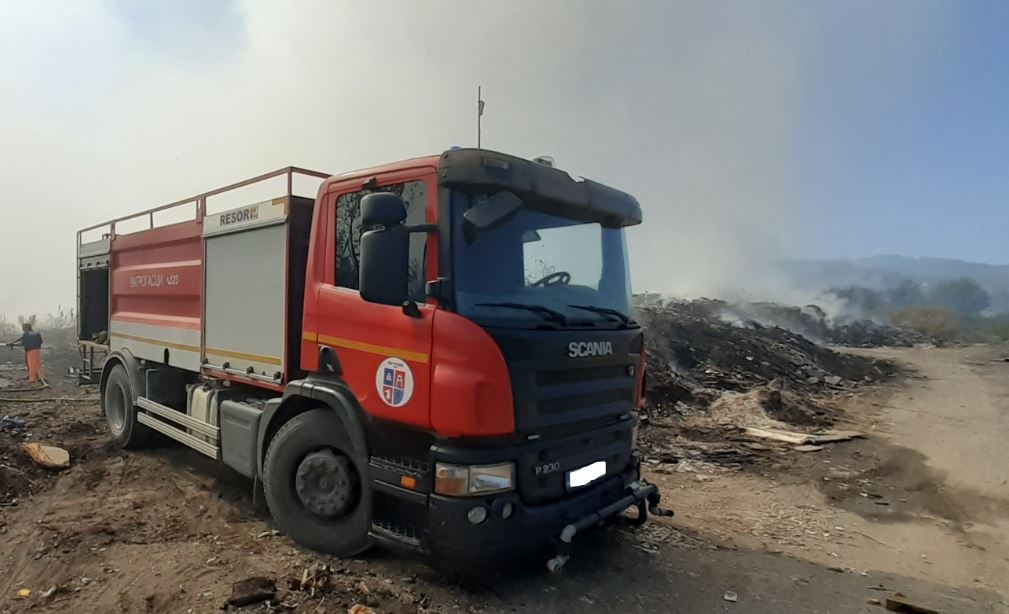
[370,458,662,565]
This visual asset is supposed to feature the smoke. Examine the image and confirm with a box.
[0,1,951,319]
[621,3,953,310]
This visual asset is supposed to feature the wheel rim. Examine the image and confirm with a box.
[107,383,127,433]
[295,449,360,518]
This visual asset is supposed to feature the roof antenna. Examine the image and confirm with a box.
[477,85,485,149]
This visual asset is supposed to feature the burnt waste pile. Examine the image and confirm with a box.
[636,295,926,348]
[634,298,899,471]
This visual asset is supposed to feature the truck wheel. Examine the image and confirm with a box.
[263,409,372,557]
[103,363,152,449]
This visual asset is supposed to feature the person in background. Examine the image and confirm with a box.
[6,323,47,387]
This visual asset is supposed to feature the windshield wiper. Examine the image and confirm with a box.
[475,302,568,325]
[567,304,635,326]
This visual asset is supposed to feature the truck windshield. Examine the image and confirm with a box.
[451,189,635,329]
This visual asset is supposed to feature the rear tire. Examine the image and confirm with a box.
[103,363,152,449]
[263,409,372,556]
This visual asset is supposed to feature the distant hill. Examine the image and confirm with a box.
[778,256,1009,313]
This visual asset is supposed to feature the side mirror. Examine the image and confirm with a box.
[359,193,410,307]
[361,192,407,228]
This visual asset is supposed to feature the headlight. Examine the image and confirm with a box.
[435,462,515,496]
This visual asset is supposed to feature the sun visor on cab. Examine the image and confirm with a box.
[438,148,642,228]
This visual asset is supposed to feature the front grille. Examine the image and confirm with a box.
[536,364,629,386]
[485,326,644,505]
[537,387,632,415]
[523,359,637,434]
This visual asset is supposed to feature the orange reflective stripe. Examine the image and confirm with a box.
[302,331,429,364]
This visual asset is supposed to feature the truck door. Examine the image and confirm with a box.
[312,175,436,429]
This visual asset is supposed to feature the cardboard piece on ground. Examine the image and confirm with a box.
[21,443,71,469]
[744,427,811,444]
[744,427,863,446]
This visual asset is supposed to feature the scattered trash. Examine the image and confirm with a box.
[744,427,863,446]
[0,415,26,431]
[16,588,31,598]
[22,443,71,469]
[723,590,738,603]
[794,444,825,452]
[41,585,58,598]
[289,563,333,597]
[634,296,898,470]
[349,605,376,614]
[226,577,276,608]
[883,595,939,614]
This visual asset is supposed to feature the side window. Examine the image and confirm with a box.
[335,180,428,302]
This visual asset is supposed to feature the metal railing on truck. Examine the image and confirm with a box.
[76,166,331,245]
[74,167,331,384]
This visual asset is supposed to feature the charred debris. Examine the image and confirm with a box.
[635,297,904,471]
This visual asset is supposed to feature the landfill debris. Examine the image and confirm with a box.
[41,585,57,598]
[1,415,27,431]
[22,443,71,469]
[794,444,825,452]
[723,590,738,603]
[289,563,333,596]
[883,595,939,613]
[743,427,863,446]
[638,299,896,406]
[226,576,276,607]
[637,296,929,348]
[349,605,376,614]
[17,588,31,598]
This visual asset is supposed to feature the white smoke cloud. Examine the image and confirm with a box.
[0,1,952,320]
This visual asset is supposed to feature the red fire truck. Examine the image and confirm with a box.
[76,149,665,569]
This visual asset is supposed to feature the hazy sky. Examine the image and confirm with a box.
[1,1,1006,317]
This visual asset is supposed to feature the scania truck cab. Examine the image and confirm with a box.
[76,148,663,568]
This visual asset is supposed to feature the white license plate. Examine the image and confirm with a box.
[566,461,607,489]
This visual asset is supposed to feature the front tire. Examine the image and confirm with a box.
[263,409,372,556]
[102,363,152,449]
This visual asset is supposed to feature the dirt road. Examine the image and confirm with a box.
[656,344,1009,613]
[1,346,1007,612]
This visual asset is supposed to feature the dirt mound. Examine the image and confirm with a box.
[638,300,896,408]
[636,299,898,470]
